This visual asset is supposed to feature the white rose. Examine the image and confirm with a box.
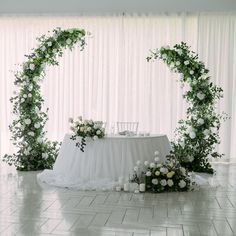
[160,179,167,186]
[160,167,168,174]
[151,179,158,185]
[197,92,205,100]
[176,61,180,66]
[203,129,210,136]
[37,137,43,143]
[47,41,52,47]
[24,119,31,125]
[93,135,98,140]
[28,131,34,137]
[197,118,204,125]
[96,130,101,135]
[189,131,196,139]
[167,179,174,187]
[29,64,35,71]
[150,162,156,168]
[133,166,139,172]
[28,93,32,98]
[144,161,149,166]
[179,180,186,188]
[136,160,141,166]
[146,171,152,177]
[210,127,217,133]
[34,123,40,129]
[41,46,46,51]
[35,107,40,114]
[154,157,160,162]
[66,38,72,45]
[154,150,160,156]
[155,171,160,176]
[177,49,183,55]
[184,61,189,65]
[189,70,194,75]
[42,153,49,159]
[23,94,27,98]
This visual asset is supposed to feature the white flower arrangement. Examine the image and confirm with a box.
[69,116,105,152]
[131,151,194,193]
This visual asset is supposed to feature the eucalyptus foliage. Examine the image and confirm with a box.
[147,42,226,173]
[3,28,86,171]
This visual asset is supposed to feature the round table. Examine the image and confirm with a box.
[37,134,171,190]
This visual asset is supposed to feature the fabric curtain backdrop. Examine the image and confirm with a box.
[0,13,235,160]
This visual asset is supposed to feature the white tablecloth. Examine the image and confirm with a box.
[37,134,171,190]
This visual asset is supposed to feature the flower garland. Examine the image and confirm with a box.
[3,28,87,171]
[147,42,227,174]
[69,116,105,152]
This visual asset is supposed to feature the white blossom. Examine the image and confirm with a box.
[155,171,160,176]
[160,167,168,174]
[167,179,174,187]
[160,179,167,186]
[136,160,141,166]
[146,171,152,176]
[93,135,98,140]
[184,60,190,65]
[66,38,72,45]
[96,130,101,135]
[144,161,149,166]
[150,162,156,168]
[179,180,186,188]
[197,118,204,125]
[24,119,31,125]
[197,92,205,100]
[162,54,167,59]
[203,129,210,136]
[37,137,43,143]
[28,131,34,137]
[41,46,46,51]
[28,93,32,98]
[189,70,194,75]
[23,94,27,98]
[180,167,186,176]
[42,153,49,159]
[52,49,57,54]
[47,41,52,47]
[34,123,40,129]
[152,179,158,185]
[189,131,196,139]
[176,61,181,66]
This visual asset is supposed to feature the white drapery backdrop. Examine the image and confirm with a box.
[0,13,235,160]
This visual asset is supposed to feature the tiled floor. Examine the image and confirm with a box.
[0,162,236,236]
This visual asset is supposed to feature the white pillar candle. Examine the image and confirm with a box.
[116,186,121,192]
[118,177,124,186]
[139,183,146,192]
[123,183,130,192]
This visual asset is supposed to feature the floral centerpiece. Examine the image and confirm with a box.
[69,116,105,152]
[131,151,194,193]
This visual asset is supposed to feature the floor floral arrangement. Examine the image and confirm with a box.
[69,116,105,152]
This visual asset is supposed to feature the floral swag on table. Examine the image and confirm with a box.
[147,42,227,174]
[69,117,105,152]
[3,28,87,171]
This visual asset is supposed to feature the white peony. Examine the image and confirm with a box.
[167,179,174,187]
[178,180,186,188]
[150,162,156,168]
[34,123,40,129]
[24,119,31,125]
[184,61,190,65]
[197,118,204,125]
[160,179,167,186]
[47,41,52,47]
[197,92,205,100]
[154,157,160,162]
[154,150,160,156]
[134,166,139,172]
[144,161,149,166]
[189,131,196,139]
[146,171,152,177]
[152,179,158,185]
[66,38,72,45]
[29,64,35,71]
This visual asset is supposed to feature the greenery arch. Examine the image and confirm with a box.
[3,28,86,171]
[147,42,225,174]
